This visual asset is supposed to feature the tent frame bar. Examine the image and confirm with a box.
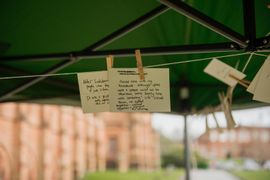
[242,0,256,51]
[0,42,241,62]
[82,5,169,52]
[159,0,248,47]
[0,65,78,92]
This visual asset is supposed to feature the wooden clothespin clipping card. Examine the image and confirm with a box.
[218,91,237,129]
[135,49,145,80]
[228,74,250,88]
[106,55,114,69]
[204,58,247,87]
[205,115,210,135]
[212,112,223,133]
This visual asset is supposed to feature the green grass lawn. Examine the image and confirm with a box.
[83,169,183,180]
[232,170,270,180]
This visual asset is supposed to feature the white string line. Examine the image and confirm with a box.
[257,50,270,52]
[253,52,268,57]
[241,52,254,72]
[0,71,79,80]
[0,52,250,80]
[145,52,249,68]
[0,51,265,81]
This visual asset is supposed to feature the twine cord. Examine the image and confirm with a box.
[0,52,267,80]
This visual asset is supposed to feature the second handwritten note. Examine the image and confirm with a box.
[109,68,171,112]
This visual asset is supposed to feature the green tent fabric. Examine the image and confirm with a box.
[0,0,269,113]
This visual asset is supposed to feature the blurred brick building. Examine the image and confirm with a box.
[197,127,270,161]
[0,103,160,180]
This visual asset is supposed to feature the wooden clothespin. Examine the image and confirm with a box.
[205,115,210,135]
[212,112,223,133]
[106,55,114,69]
[218,92,237,129]
[228,60,250,88]
[229,74,250,88]
[135,49,145,80]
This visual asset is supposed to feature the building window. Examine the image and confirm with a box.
[219,133,228,143]
[210,131,218,142]
[229,130,236,142]
[261,131,270,143]
[107,137,118,169]
[107,138,118,158]
[253,130,259,140]
[238,130,250,143]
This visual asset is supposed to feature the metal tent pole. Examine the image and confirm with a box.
[179,85,191,180]
[183,114,190,180]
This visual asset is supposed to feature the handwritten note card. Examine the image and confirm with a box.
[252,56,270,103]
[77,71,109,113]
[204,58,246,87]
[108,68,171,112]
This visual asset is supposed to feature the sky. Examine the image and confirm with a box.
[151,106,270,140]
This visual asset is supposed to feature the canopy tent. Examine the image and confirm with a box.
[0,0,269,113]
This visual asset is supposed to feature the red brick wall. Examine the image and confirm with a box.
[0,103,20,180]
[0,103,99,180]
[87,115,96,172]
[43,105,62,180]
[96,112,160,172]
[19,103,44,180]
[0,103,160,180]
[197,127,270,160]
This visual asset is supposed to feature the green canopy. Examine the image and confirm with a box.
[0,0,269,113]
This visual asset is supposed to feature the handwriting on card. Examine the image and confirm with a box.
[204,58,246,87]
[109,68,170,112]
[116,80,164,111]
[77,71,109,112]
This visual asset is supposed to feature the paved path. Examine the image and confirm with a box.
[181,169,239,180]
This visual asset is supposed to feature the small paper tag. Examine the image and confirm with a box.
[253,57,270,103]
[247,69,261,94]
[77,71,109,113]
[247,56,270,93]
[204,58,246,87]
[108,68,171,112]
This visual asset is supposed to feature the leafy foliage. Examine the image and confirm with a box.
[160,134,208,169]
